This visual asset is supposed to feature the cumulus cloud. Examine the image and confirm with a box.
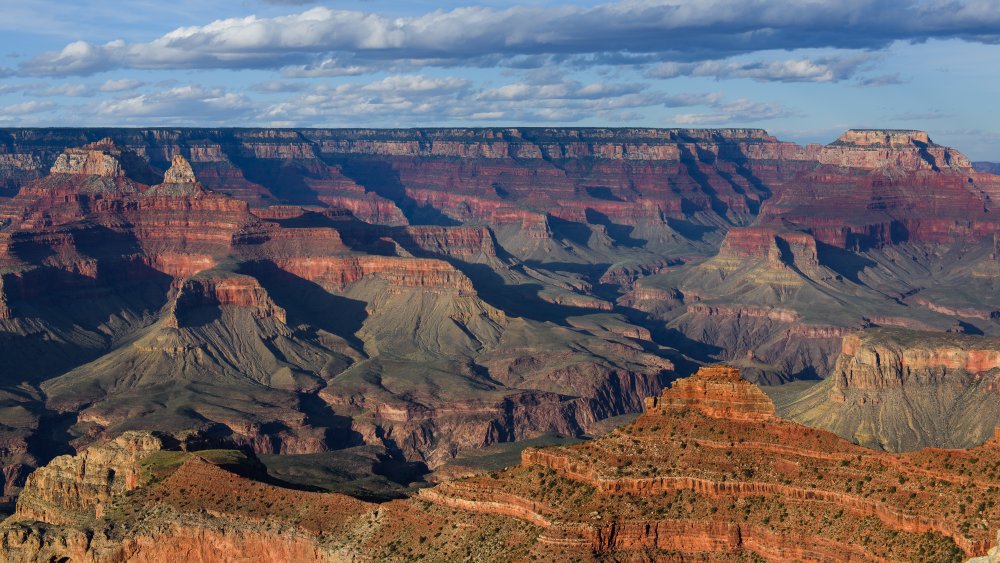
[0,101,57,122]
[19,1,1000,76]
[251,80,309,93]
[477,79,646,102]
[648,55,875,83]
[95,85,254,124]
[280,58,371,78]
[260,73,725,125]
[33,83,94,97]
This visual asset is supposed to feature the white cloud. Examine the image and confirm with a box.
[100,78,143,92]
[280,58,371,77]
[673,99,793,125]
[19,1,1000,76]
[34,83,94,97]
[260,73,724,125]
[0,101,57,122]
[95,84,253,124]
[649,55,875,83]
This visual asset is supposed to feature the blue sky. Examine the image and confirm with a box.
[1,0,1000,159]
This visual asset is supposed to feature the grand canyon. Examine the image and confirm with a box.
[0,126,998,561]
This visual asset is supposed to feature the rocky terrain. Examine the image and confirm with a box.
[1,366,996,561]
[0,126,998,528]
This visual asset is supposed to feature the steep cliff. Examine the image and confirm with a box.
[778,328,1000,451]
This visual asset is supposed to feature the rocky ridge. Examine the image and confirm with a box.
[2,367,996,561]
[419,366,1000,561]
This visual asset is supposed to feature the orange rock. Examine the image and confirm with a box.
[644,365,775,421]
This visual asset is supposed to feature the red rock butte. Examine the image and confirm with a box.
[645,365,776,421]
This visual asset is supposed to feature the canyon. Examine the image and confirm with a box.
[0,127,997,560]
[0,366,996,561]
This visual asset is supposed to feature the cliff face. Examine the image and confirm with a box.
[14,432,165,524]
[0,434,374,562]
[758,128,992,249]
[778,329,1000,451]
[0,137,680,485]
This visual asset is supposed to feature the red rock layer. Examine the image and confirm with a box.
[274,255,474,293]
[644,365,775,421]
[837,332,1000,384]
[168,274,286,327]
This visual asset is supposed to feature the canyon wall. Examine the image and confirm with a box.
[779,329,1000,451]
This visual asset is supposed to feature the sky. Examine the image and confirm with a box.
[1,0,999,159]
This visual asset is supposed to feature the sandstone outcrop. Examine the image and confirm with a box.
[49,138,128,178]
[645,365,775,421]
[161,154,198,185]
[167,273,287,327]
[0,434,373,562]
[14,432,166,524]
[967,531,1000,563]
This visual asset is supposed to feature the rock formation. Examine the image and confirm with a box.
[2,367,995,562]
[15,432,166,524]
[968,531,1000,563]
[161,154,197,185]
[645,365,775,421]
[778,329,1000,451]
[0,126,999,519]
[418,366,1000,561]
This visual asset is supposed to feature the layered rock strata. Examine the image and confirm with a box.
[4,368,995,561]
[779,329,1000,451]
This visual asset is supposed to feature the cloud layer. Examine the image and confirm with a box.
[19,1,1000,76]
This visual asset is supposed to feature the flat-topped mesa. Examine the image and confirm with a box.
[48,137,160,185]
[644,365,775,421]
[313,127,778,160]
[717,226,820,269]
[833,129,934,148]
[820,129,972,170]
[50,139,125,177]
[782,329,1000,451]
[835,329,1000,391]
